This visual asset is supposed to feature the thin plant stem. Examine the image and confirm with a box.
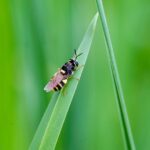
[96,0,136,149]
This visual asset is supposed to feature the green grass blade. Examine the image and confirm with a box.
[29,93,59,149]
[96,0,136,150]
[29,12,98,150]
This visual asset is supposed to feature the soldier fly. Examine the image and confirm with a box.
[44,50,83,92]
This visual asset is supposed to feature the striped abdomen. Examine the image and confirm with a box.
[53,79,67,91]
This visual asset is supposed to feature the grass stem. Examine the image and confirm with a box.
[96,0,136,149]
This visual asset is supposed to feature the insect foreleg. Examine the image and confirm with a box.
[76,64,84,71]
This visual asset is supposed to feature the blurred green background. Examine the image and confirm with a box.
[0,0,150,149]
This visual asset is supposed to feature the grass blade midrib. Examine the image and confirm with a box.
[96,0,136,150]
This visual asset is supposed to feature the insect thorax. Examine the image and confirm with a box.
[61,59,79,76]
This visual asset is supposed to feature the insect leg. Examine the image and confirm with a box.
[61,79,68,96]
[69,76,80,81]
[70,65,85,81]
[76,64,84,71]
[73,77,80,81]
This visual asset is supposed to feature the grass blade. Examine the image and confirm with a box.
[29,12,98,150]
[29,93,59,149]
[96,0,136,150]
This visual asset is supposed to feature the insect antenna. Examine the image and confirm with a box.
[74,49,83,60]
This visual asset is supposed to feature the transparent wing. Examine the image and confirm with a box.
[44,70,64,92]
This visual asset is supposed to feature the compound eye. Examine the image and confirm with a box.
[75,61,79,67]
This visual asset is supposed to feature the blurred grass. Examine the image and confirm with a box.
[0,0,150,150]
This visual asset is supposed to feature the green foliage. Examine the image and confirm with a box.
[1,0,150,149]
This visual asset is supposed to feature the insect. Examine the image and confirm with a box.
[44,50,83,92]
